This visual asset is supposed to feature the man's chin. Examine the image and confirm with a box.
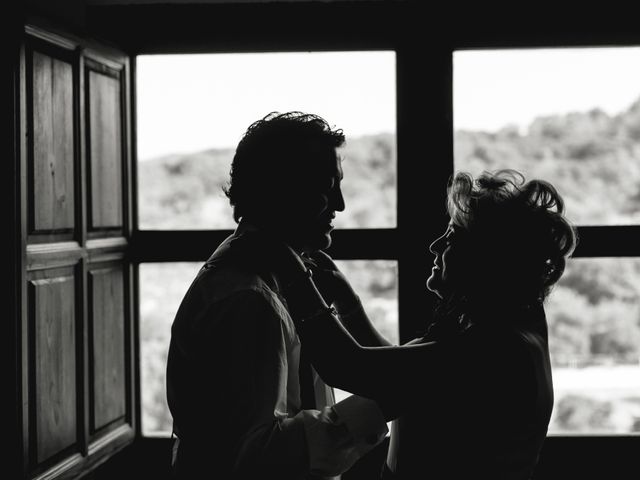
[302,232,332,253]
[315,233,333,251]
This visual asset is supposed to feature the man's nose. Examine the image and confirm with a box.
[332,188,345,212]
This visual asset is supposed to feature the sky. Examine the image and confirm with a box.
[136,47,640,161]
[136,51,396,160]
[454,46,640,133]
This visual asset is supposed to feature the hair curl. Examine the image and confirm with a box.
[446,169,577,305]
[223,111,345,223]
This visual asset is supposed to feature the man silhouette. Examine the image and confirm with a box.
[166,112,388,479]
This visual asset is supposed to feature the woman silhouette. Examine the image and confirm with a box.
[274,169,577,479]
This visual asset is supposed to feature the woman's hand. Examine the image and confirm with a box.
[303,250,360,313]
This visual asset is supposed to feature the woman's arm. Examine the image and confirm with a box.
[285,275,461,413]
[304,251,392,347]
[335,299,393,347]
[301,304,441,399]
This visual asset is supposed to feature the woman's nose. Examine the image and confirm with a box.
[429,235,445,255]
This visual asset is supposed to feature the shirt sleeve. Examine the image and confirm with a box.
[209,289,387,479]
[303,395,389,477]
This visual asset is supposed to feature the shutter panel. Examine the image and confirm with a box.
[18,24,135,479]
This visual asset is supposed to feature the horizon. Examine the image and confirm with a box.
[137,47,640,161]
[454,47,640,134]
[139,95,639,162]
[136,51,396,161]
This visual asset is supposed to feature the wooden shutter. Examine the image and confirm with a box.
[17,24,135,479]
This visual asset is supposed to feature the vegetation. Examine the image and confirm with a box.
[139,97,640,434]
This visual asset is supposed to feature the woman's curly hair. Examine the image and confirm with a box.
[224,111,345,223]
[446,169,577,305]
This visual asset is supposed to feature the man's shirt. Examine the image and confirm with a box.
[166,225,388,479]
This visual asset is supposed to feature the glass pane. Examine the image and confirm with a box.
[453,47,640,225]
[140,262,202,435]
[333,260,399,345]
[140,259,398,435]
[546,258,640,434]
[332,260,399,407]
[137,52,397,230]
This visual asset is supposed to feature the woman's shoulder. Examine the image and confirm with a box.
[462,306,548,358]
[472,302,546,336]
[401,305,548,363]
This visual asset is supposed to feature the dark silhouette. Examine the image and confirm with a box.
[165,112,389,480]
[269,170,577,479]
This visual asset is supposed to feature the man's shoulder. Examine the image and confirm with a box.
[195,263,279,304]
[176,266,294,339]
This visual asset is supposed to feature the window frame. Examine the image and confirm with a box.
[450,45,640,442]
[93,1,640,475]
[446,37,640,472]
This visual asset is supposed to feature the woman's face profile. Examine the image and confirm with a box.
[426,221,465,298]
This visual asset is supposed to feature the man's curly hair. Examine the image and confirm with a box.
[223,111,345,223]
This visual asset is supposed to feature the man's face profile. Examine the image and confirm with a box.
[278,145,345,252]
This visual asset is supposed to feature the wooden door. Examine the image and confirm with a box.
[17,23,135,479]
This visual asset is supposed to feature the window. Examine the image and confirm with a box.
[139,260,398,435]
[136,44,639,441]
[136,51,398,434]
[454,47,640,434]
[139,262,202,435]
[136,52,396,230]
